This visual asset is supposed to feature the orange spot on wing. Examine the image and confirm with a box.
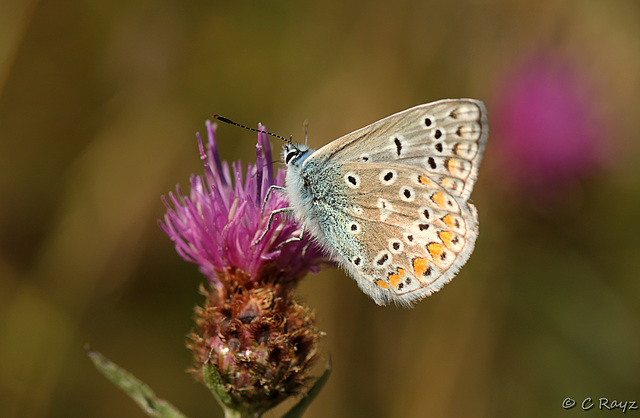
[397,267,406,277]
[431,192,446,208]
[448,159,460,174]
[376,279,389,289]
[428,243,445,260]
[418,175,434,187]
[438,231,454,248]
[442,214,454,228]
[388,273,401,287]
[441,177,454,188]
[412,257,429,277]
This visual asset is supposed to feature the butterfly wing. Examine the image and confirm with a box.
[310,99,487,200]
[336,163,479,306]
[297,99,487,306]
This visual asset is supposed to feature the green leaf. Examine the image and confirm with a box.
[282,358,332,418]
[87,346,188,418]
[202,359,251,418]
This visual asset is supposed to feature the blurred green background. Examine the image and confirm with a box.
[1,0,639,417]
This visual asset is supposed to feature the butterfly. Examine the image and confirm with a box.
[220,99,488,307]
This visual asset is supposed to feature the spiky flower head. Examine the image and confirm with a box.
[161,121,328,416]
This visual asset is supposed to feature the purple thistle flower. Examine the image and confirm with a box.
[160,121,329,416]
[494,52,608,200]
[161,120,326,289]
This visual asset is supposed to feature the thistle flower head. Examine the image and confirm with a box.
[161,121,328,287]
[160,121,328,416]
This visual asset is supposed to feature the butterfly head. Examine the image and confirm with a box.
[282,143,313,169]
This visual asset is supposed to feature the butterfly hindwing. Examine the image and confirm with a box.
[331,163,479,306]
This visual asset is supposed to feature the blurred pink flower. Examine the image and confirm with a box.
[495,52,608,199]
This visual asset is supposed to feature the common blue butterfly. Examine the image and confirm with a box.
[221,99,488,307]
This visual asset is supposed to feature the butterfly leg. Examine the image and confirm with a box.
[252,207,293,247]
[275,224,305,249]
[301,240,312,259]
[261,185,287,213]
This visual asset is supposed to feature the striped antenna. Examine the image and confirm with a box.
[212,115,292,144]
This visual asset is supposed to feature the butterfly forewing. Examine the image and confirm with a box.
[316,99,487,200]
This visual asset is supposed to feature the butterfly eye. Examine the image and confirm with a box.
[285,151,297,164]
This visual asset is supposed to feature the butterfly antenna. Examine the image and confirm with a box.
[212,115,292,144]
[303,120,309,146]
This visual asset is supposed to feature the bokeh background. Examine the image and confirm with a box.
[2,0,640,417]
